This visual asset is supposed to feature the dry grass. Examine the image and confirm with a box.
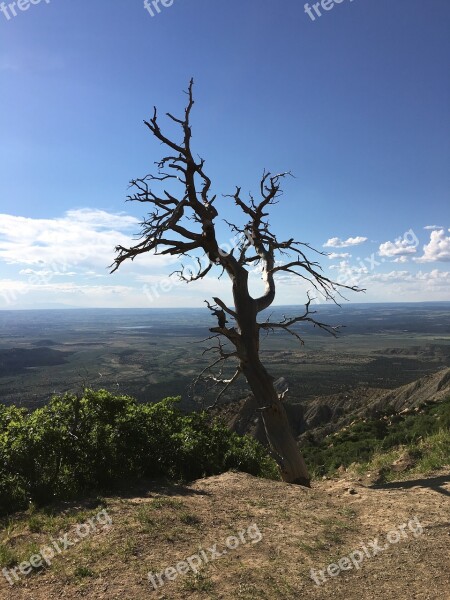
[1,470,449,600]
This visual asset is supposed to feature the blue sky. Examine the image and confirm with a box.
[0,0,449,308]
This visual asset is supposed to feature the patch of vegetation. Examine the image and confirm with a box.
[150,497,184,510]
[0,389,278,517]
[0,543,18,567]
[74,565,94,578]
[179,512,201,526]
[302,396,450,477]
[181,570,214,593]
[358,428,450,482]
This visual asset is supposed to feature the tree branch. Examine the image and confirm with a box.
[258,293,345,341]
[206,368,242,410]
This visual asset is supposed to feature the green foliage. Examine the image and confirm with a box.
[302,396,450,477]
[74,566,94,578]
[414,429,450,473]
[0,543,18,568]
[0,390,278,517]
[358,428,450,482]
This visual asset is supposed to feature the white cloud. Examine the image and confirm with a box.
[64,208,139,230]
[363,269,448,286]
[0,208,186,309]
[0,279,139,309]
[19,268,77,277]
[0,209,175,272]
[415,229,450,263]
[323,236,367,248]
[366,270,412,283]
[378,239,417,257]
[327,252,351,259]
[1,210,449,307]
[424,225,444,230]
[366,269,450,286]
[355,269,450,302]
[329,259,351,271]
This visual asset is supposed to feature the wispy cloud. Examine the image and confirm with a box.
[356,269,450,302]
[327,252,351,259]
[367,269,450,286]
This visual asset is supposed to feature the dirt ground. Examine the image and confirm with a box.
[1,470,449,600]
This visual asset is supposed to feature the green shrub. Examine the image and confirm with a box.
[301,396,450,477]
[0,390,277,516]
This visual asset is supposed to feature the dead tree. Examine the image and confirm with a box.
[111,80,361,486]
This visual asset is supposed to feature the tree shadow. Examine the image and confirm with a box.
[369,474,450,497]
[133,479,212,498]
[3,478,212,522]
[95,477,212,501]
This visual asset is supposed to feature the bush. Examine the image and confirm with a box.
[301,396,450,477]
[0,390,278,516]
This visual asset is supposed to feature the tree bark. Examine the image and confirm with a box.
[231,269,311,486]
[241,359,311,486]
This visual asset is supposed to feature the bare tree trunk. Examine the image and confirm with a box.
[232,274,311,486]
[241,359,311,486]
